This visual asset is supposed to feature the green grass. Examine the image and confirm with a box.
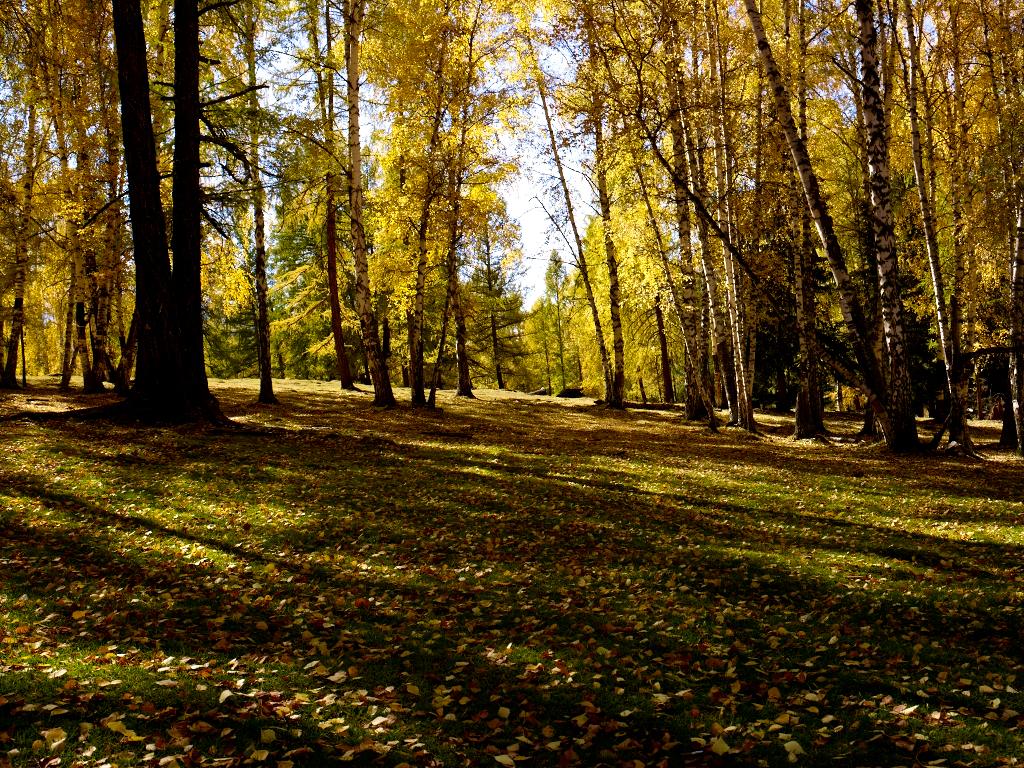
[1,377,1023,767]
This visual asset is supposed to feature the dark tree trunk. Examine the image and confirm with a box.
[325,183,355,390]
[861,405,877,437]
[171,0,221,419]
[20,326,26,387]
[794,221,826,438]
[654,296,675,404]
[113,310,138,396]
[112,0,195,419]
[1,105,36,389]
[243,8,277,405]
[1001,387,1017,447]
[253,177,276,404]
[60,253,77,390]
[594,112,625,408]
[76,290,101,393]
[490,312,504,390]
[407,206,432,406]
[455,283,473,398]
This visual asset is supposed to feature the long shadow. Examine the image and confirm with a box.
[4,403,1024,765]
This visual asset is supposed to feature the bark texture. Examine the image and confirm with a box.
[344,0,394,406]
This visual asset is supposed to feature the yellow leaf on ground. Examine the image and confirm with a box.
[710,738,730,756]
[41,728,67,752]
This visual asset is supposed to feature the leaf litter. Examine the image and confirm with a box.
[1,378,1023,766]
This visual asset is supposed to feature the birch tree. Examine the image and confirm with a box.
[743,0,919,451]
[343,0,395,406]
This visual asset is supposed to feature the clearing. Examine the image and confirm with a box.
[1,379,1023,767]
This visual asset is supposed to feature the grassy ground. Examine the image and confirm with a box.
[1,378,1023,768]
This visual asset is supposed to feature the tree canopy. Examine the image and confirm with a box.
[0,0,1022,452]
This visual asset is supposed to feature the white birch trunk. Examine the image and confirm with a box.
[743,0,895,442]
[857,0,918,451]
[344,0,394,406]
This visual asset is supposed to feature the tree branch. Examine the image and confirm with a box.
[199,0,242,17]
[202,84,267,109]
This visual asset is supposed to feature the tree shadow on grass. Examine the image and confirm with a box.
[3,393,1024,765]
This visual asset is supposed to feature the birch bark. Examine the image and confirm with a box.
[344,0,395,406]
[743,0,898,443]
[856,0,918,451]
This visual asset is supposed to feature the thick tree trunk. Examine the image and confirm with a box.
[112,0,188,417]
[1001,387,1017,448]
[857,0,918,451]
[171,0,222,419]
[1,104,36,389]
[344,0,394,406]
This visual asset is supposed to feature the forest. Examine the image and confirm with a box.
[3,0,1024,766]
[0,0,1022,453]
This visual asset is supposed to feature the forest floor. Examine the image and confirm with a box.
[1,378,1023,768]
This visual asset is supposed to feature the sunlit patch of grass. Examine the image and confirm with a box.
[1,379,1023,765]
